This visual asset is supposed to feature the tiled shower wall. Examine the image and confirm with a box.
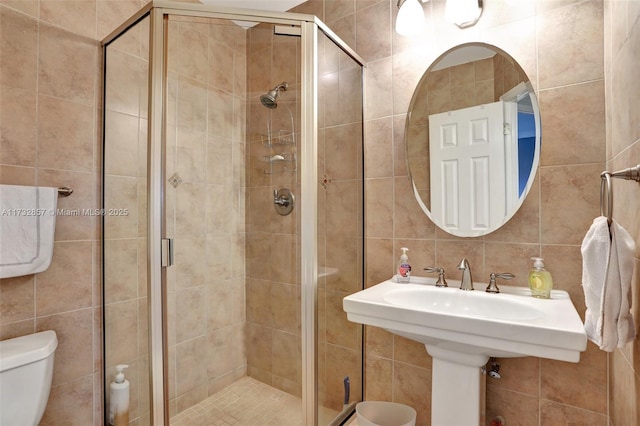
[291,0,610,424]
[244,22,364,413]
[245,22,304,396]
[604,1,640,425]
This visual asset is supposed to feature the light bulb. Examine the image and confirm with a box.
[395,0,426,36]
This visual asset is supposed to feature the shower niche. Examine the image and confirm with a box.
[102,2,364,426]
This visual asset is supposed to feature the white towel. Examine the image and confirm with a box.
[581,216,636,351]
[0,185,57,279]
[608,220,636,348]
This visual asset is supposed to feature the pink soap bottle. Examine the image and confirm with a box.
[397,247,411,283]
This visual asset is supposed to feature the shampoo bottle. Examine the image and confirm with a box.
[109,364,130,426]
[397,247,411,283]
[528,257,553,299]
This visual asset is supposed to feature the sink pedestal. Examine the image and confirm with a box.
[343,279,588,425]
[427,346,489,426]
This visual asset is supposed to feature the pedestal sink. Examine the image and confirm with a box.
[343,276,587,426]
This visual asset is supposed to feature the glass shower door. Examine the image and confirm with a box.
[103,5,364,425]
[316,27,364,422]
[163,15,250,419]
[103,13,152,425]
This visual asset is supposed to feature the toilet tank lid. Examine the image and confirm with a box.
[0,330,58,372]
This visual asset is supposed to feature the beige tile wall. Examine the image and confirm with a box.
[0,0,109,423]
[292,0,610,425]
[1,0,635,424]
[604,1,640,425]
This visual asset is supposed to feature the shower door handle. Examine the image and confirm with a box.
[161,238,174,267]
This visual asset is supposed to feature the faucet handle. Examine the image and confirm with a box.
[423,267,448,287]
[486,272,515,293]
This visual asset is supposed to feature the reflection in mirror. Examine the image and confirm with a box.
[406,43,540,237]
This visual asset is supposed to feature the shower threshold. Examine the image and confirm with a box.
[170,376,344,426]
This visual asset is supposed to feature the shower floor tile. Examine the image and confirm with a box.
[170,376,341,426]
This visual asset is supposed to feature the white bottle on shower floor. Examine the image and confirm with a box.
[109,364,130,426]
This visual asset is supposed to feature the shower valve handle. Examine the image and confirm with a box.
[273,190,291,207]
[273,188,295,216]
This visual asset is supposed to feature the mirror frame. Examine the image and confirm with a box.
[405,42,541,237]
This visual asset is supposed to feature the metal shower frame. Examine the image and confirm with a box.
[101,2,364,425]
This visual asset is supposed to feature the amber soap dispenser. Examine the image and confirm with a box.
[528,257,553,299]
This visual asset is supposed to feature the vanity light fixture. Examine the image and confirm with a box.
[445,0,483,28]
[395,0,428,36]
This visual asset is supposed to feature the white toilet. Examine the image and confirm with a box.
[0,330,58,425]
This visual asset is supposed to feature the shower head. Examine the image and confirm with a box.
[260,82,288,109]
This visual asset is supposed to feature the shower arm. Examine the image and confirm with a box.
[274,82,288,92]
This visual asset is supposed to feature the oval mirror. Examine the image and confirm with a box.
[406,42,541,237]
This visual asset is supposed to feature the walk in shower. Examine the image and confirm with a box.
[102,2,364,425]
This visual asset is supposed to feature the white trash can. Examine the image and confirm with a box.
[355,401,417,426]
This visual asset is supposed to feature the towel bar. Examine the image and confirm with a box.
[57,187,73,197]
[600,164,640,224]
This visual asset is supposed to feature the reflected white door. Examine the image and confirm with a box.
[429,101,505,234]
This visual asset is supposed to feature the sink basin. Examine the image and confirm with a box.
[384,286,544,321]
[343,276,587,425]
[344,276,587,362]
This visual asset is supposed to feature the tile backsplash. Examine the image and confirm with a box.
[290,0,612,425]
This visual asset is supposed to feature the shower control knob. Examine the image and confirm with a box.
[273,188,295,216]
[273,190,290,206]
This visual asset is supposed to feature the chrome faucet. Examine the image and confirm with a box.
[457,258,474,290]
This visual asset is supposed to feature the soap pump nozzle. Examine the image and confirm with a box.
[530,257,544,270]
[400,247,409,261]
[115,364,129,383]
